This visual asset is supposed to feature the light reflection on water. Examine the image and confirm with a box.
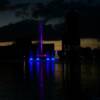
[19,58,100,100]
[55,63,63,81]
[27,61,65,82]
[21,58,100,100]
[22,60,66,100]
[46,61,50,79]
[23,61,67,80]
[2,54,100,100]
[2,58,100,100]
[80,61,100,99]
[28,61,33,80]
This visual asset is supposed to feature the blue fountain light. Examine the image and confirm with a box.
[29,57,34,62]
[51,57,55,61]
[28,50,34,62]
[46,57,50,61]
[36,57,40,61]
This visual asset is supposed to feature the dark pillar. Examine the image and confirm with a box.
[64,9,80,99]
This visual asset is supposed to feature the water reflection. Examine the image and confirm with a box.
[28,61,33,80]
[46,61,50,79]
[3,54,100,100]
[35,62,44,100]
[55,63,63,81]
[81,62,99,98]
[18,58,100,100]
[21,60,65,100]
[33,61,39,78]
[27,61,62,81]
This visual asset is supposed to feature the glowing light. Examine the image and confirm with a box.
[46,58,50,61]
[29,50,34,62]
[29,58,34,61]
[51,57,55,61]
[36,58,40,61]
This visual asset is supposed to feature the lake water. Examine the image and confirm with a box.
[0,58,100,100]
[16,61,66,100]
[0,60,66,100]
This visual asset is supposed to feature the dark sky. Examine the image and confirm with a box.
[0,10,22,27]
[0,0,99,27]
[10,0,52,4]
[10,0,100,5]
[0,0,60,27]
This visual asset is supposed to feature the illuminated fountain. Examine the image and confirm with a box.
[37,20,56,61]
[29,20,56,62]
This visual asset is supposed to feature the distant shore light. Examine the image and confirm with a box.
[0,41,15,46]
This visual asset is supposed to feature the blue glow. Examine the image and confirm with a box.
[29,61,33,72]
[28,50,34,62]
[36,57,40,61]
[46,62,50,78]
[28,61,33,80]
[51,62,55,79]
[46,58,50,61]
[51,57,55,61]
[36,61,40,76]
[29,57,34,62]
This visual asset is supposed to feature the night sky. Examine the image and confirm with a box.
[10,0,52,4]
[0,0,61,27]
[0,0,49,27]
[0,0,99,27]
